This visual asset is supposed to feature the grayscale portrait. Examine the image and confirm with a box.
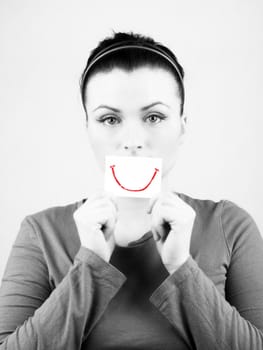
[0,1,263,349]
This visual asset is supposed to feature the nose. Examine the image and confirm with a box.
[124,144,143,155]
[122,128,144,155]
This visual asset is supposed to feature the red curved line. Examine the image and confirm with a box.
[110,164,159,192]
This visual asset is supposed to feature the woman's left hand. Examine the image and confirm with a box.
[147,192,196,274]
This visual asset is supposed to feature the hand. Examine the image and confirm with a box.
[73,193,118,262]
[147,192,196,274]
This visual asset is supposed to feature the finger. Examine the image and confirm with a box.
[106,195,119,213]
[86,195,118,214]
[147,192,175,214]
[157,194,181,207]
[86,192,117,206]
[102,205,118,240]
[147,195,159,214]
[102,222,112,241]
[86,193,105,202]
[155,221,169,241]
[151,227,161,241]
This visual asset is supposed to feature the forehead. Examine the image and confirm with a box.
[85,67,180,109]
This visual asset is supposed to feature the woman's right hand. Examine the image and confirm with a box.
[73,193,118,262]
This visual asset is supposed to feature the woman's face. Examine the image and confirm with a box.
[84,66,186,178]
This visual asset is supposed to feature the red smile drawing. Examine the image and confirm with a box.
[110,164,159,192]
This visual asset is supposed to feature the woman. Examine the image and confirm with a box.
[1,31,263,349]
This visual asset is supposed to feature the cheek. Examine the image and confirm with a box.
[157,124,182,174]
[87,124,124,153]
[87,126,105,158]
[87,126,117,171]
[87,123,106,149]
[156,124,182,151]
[87,131,99,152]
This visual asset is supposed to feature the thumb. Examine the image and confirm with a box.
[155,222,167,241]
[102,217,116,241]
[151,225,164,242]
[101,224,111,241]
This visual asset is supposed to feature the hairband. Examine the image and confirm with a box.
[81,42,184,86]
[80,42,185,113]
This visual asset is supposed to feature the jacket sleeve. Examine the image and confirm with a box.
[0,216,126,349]
[149,200,263,349]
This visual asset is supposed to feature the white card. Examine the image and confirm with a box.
[104,155,162,198]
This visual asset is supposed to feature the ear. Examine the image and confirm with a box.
[178,114,187,146]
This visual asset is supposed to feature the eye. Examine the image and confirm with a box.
[145,113,166,124]
[98,116,120,126]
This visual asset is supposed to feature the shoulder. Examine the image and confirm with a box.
[220,199,262,257]
[176,191,224,219]
[176,192,252,222]
[177,192,262,255]
[25,200,82,225]
[19,199,86,281]
[23,199,84,241]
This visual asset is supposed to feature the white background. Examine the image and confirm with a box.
[1,0,263,279]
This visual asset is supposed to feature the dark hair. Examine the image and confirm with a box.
[80,31,185,118]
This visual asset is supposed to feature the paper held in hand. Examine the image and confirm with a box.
[104,155,162,198]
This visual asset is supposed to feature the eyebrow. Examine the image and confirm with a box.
[92,102,170,112]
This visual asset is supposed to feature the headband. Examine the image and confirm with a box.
[81,41,185,113]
